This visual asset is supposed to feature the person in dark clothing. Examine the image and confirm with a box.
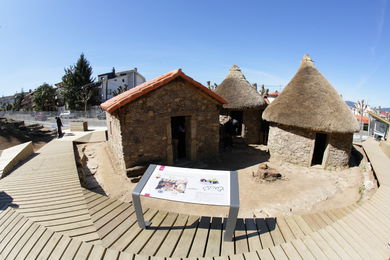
[55,117,63,138]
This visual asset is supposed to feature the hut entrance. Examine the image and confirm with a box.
[171,116,190,161]
[311,133,328,166]
[230,111,243,136]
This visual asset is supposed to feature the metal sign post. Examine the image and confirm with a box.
[132,164,239,241]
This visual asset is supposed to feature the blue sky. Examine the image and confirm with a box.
[0,0,389,106]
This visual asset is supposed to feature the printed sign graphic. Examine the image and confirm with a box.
[140,165,231,206]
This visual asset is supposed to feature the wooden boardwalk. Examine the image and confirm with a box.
[0,136,389,259]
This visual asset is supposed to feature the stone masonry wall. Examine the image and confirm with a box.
[106,111,126,171]
[324,133,352,170]
[243,109,262,144]
[268,124,353,169]
[108,78,220,170]
[268,124,315,166]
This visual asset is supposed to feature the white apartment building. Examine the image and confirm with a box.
[98,67,145,101]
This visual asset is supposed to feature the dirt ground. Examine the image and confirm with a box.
[0,118,56,152]
[78,141,377,218]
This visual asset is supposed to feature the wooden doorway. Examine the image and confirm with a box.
[311,133,328,166]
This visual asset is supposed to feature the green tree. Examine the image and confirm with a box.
[13,89,25,111]
[62,53,95,110]
[33,83,56,111]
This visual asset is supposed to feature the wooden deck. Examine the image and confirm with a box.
[0,136,389,259]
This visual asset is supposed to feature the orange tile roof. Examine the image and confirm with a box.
[355,114,369,124]
[101,69,227,113]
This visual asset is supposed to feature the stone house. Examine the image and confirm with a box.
[262,55,359,170]
[101,69,227,175]
[214,65,267,144]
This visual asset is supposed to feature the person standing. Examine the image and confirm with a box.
[56,116,63,138]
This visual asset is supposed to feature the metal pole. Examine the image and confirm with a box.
[224,171,239,241]
[132,164,157,229]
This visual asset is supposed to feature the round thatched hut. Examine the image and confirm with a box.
[215,65,266,144]
[263,55,359,170]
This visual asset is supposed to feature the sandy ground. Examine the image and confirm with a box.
[77,141,376,218]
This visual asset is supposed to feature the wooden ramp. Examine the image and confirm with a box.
[0,140,101,244]
[0,136,389,259]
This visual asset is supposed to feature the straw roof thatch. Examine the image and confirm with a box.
[215,65,265,109]
[263,55,359,133]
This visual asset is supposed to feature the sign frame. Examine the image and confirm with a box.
[132,164,239,241]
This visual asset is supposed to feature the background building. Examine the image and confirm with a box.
[98,68,145,101]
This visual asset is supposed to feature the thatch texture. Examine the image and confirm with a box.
[263,55,359,133]
[215,65,265,109]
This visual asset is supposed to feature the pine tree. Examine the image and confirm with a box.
[62,53,95,110]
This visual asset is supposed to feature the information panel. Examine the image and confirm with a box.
[140,165,231,206]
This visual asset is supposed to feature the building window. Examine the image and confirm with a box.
[122,79,125,82]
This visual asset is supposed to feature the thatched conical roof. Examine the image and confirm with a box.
[215,65,265,109]
[263,55,359,133]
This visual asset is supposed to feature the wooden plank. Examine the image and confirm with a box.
[300,236,328,260]
[228,253,245,260]
[234,218,248,254]
[280,242,302,259]
[88,245,105,260]
[140,212,178,255]
[108,208,158,250]
[0,217,29,253]
[256,247,274,260]
[332,208,389,258]
[244,218,262,251]
[103,248,120,259]
[14,225,46,259]
[243,251,261,259]
[255,218,273,248]
[188,216,211,257]
[275,217,295,242]
[74,242,93,259]
[155,214,188,257]
[4,222,40,260]
[47,235,72,260]
[0,213,24,243]
[283,216,304,238]
[292,215,314,235]
[91,200,123,220]
[269,245,288,260]
[220,217,234,256]
[98,206,137,239]
[204,217,222,257]
[265,218,285,245]
[308,232,341,259]
[316,229,351,259]
[35,233,62,259]
[94,203,132,230]
[171,215,199,258]
[290,239,315,260]
[60,239,82,260]
[25,230,54,259]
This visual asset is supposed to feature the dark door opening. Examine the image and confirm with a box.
[171,116,186,161]
[311,133,328,166]
[230,111,243,136]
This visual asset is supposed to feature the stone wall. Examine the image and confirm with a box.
[106,111,126,171]
[268,124,353,169]
[324,133,353,170]
[268,124,315,166]
[106,78,221,171]
[243,109,262,144]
